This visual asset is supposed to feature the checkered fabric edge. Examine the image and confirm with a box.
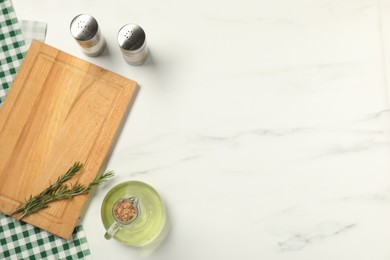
[20,20,47,48]
[0,0,27,105]
[0,214,92,260]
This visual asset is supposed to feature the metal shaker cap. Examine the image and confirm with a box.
[118,24,148,65]
[118,24,146,52]
[70,14,105,56]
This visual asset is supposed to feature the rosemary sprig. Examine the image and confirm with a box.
[8,162,83,216]
[8,163,114,220]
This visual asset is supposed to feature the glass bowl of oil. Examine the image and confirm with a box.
[101,181,166,247]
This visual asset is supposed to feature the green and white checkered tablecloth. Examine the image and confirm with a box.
[0,214,92,260]
[0,0,26,105]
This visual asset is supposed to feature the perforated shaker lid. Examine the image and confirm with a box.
[117,24,146,51]
[70,14,99,41]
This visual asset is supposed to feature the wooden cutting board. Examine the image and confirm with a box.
[0,41,138,239]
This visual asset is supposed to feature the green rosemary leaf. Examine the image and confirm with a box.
[88,171,115,188]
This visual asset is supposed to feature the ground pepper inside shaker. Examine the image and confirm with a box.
[70,14,106,56]
[117,24,149,65]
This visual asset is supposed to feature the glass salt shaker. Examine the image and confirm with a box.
[70,14,106,56]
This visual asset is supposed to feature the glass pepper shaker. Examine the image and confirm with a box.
[117,24,149,65]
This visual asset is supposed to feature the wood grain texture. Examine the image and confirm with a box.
[0,41,138,239]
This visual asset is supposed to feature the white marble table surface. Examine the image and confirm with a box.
[12,0,390,259]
